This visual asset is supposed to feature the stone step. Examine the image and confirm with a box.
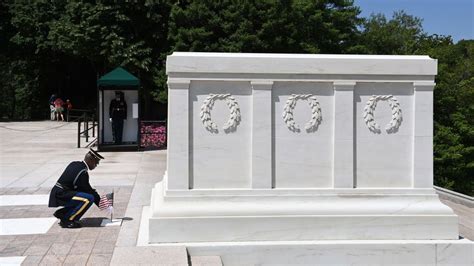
[186,239,474,266]
[110,246,188,265]
[190,256,223,266]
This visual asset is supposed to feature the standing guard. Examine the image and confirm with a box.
[48,149,110,228]
[109,91,127,144]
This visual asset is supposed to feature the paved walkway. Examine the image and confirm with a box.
[436,187,474,241]
[0,121,187,265]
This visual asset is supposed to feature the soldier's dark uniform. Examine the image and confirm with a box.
[109,92,127,144]
[49,159,101,227]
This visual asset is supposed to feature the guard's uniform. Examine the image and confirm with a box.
[49,161,100,222]
[109,97,127,144]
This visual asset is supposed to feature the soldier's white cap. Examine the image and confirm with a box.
[88,149,104,160]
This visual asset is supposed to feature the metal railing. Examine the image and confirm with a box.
[67,108,95,122]
[77,113,97,148]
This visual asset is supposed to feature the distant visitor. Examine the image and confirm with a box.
[53,96,65,122]
[49,94,57,121]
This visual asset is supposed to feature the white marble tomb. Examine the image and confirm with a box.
[150,53,461,243]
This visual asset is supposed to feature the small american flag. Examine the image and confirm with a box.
[99,192,114,210]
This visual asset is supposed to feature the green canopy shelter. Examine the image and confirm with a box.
[97,67,140,151]
[97,67,140,87]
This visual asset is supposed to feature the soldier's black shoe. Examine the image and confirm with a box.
[59,220,81,229]
[53,208,67,220]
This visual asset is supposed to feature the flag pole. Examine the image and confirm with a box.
[111,188,114,221]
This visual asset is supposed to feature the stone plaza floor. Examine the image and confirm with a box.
[0,121,187,265]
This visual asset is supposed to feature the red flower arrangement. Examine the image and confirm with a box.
[140,122,167,149]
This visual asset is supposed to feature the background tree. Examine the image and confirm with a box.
[168,0,361,54]
[0,1,58,120]
[358,11,425,54]
[430,40,474,195]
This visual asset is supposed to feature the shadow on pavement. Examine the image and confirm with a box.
[81,217,108,227]
[80,217,134,227]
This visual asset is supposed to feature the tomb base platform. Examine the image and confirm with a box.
[149,179,459,243]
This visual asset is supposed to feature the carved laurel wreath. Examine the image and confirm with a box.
[282,94,322,132]
[363,95,402,133]
[200,94,241,132]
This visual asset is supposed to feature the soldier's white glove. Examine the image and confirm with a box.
[109,118,112,122]
[107,206,114,214]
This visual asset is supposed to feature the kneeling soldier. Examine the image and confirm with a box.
[49,149,104,228]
